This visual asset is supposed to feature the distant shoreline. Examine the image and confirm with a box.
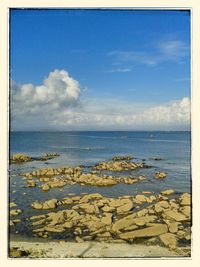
[10,130,191,133]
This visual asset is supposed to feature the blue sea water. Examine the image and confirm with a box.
[9,131,191,238]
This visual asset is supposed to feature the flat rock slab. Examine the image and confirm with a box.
[10,240,179,258]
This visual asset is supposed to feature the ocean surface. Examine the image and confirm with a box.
[9,131,191,239]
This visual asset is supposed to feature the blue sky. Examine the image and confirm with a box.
[10,9,190,130]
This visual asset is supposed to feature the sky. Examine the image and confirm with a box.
[10,9,191,131]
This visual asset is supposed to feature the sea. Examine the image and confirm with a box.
[9,131,191,239]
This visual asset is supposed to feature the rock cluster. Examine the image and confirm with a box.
[10,202,22,226]
[93,160,145,172]
[22,165,147,190]
[29,191,191,251]
[23,166,82,178]
[10,153,32,163]
[41,153,60,161]
[10,152,60,164]
[112,156,133,161]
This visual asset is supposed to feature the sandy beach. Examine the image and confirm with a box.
[10,239,188,258]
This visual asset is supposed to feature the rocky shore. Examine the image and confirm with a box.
[10,190,191,257]
[10,153,60,163]
[9,154,191,258]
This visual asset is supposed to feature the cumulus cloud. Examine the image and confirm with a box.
[11,69,81,120]
[11,69,190,131]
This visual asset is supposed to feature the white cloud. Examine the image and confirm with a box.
[107,40,189,67]
[50,97,190,131]
[11,70,190,131]
[157,40,189,59]
[11,69,81,119]
[106,68,132,73]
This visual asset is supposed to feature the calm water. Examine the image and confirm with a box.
[9,131,191,239]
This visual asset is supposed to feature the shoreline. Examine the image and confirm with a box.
[10,238,187,258]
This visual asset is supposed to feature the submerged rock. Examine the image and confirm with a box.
[41,153,60,161]
[155,172,167,179]
[112,155,133,161]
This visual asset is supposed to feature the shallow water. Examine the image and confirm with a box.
[9,131,191,239]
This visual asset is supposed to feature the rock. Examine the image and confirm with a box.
[10,209,22,216]
[142,191,152,195]
[27,180,36,187]
[154,201,170,213]
[138,176,146,181]
[101,205,115,212]
[169,200,180,210]
[180,206,191,218]
[41,153,60,161]
[163,210,188,222]
[71,196,81,202]
[48,179,66,188]
[101,213,113,225]
[134,216,157,226]
[116,199,133,214]
[61,198,73,205]
[122,177,138,184]
[159,233,177,250]
[79,193,102,203]
[41,184,50,191]
[10,220,15,226]
[10,202,17,208]
[10,153,32,163]
[109,199,129,208]
[168,222,179,233]
[12,219,21,224]
[112,214,156,232]
[161,189,174,196]
[137,208,148,217]
[63,221,74,229]
[32,219,46,226]
[44,226,65,233]
[179,193,191,206]
[30,215,46,221]
[112,155,133,161]
[9,248,29,258]
[134,195,147,203]
[31,202,43,210]
[93,160,145,172]
[42,199,58,210]
[79,203,99,214]
[119,224,168,240]
[151,157,162,161]
[155,172,167,179]
[112,214,136,232]
[78,173,117,186]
